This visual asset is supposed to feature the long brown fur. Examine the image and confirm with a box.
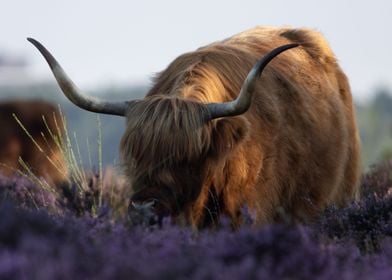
[0,100,67,186]
[120,26,361,227]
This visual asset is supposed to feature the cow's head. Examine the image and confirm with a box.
[28,38,298,221]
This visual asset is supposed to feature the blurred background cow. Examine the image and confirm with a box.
[0,100,67,186]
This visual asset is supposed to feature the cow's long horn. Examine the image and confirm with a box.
[27,38,129,116]
[206,43,299,120]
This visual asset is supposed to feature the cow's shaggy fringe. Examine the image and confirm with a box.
[120,96,211,178]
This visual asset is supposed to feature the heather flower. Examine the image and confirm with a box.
[0,174,59,212]
[0,162,391,279]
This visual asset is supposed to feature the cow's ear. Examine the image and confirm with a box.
[209,116,249,157]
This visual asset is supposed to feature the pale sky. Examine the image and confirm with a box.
[1,0,391,102]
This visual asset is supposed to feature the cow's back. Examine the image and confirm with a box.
[223,27,361,220]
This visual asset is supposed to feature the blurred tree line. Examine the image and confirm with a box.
[1,82,392,169]
[357,87,392,168]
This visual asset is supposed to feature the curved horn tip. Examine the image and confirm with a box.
[206,43,300,120]
[26,37,130,117]
[27,37,39,45]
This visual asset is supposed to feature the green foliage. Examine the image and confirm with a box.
[357,87,392,167]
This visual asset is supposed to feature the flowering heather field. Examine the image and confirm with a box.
[0,163,391,279]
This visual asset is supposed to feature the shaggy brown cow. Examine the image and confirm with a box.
[28,26,361,227]
[0,100,67,186]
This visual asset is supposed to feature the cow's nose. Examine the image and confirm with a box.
[128,199,159,226]
[130,199,156,210]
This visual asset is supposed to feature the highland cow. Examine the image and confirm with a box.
[28,26,361,227]
[0,100,67,186]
